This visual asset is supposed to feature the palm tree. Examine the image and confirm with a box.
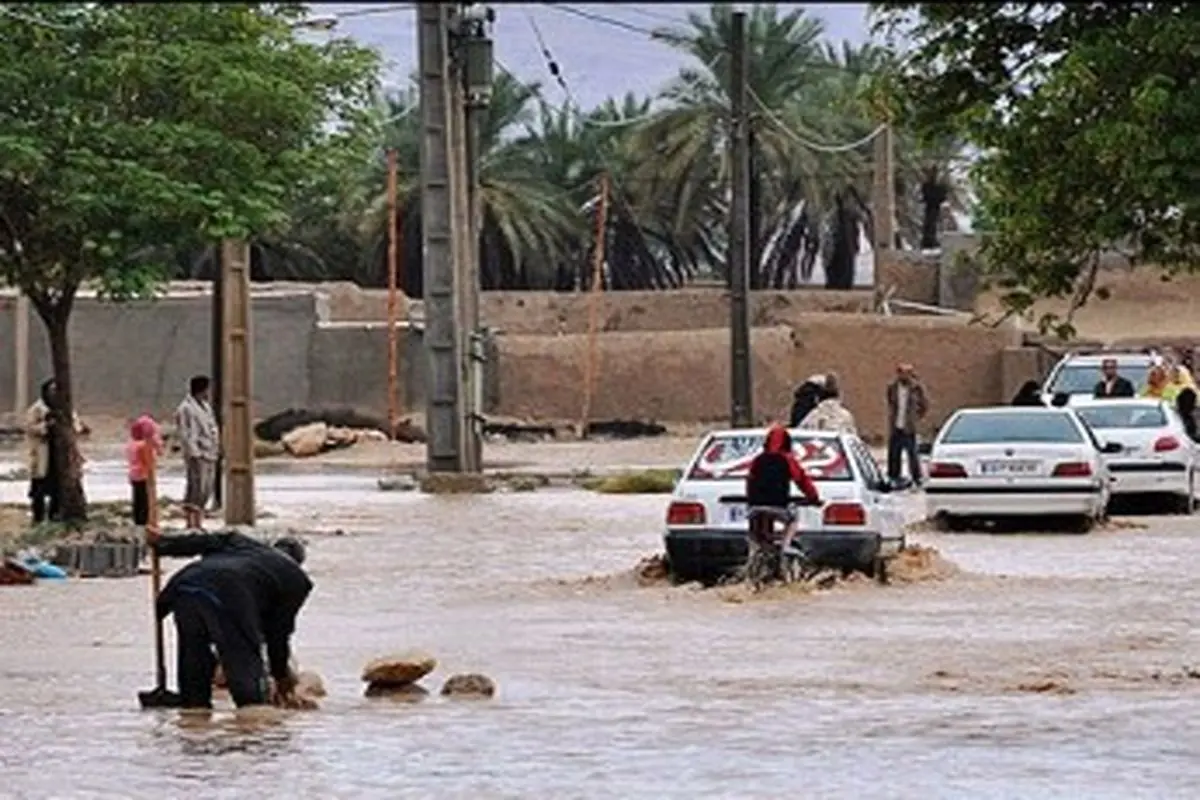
[357,72,581,296]
[631,3,869,289]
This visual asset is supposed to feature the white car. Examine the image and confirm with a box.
[1073,398,1197,514]
[663,428,905,584]
[925,406,1112,532]
[1041,351,1152,406]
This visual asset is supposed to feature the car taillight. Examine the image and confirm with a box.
[666,501,706,526]
[823,502,866,526]
[1052,462,1092,478]
[1154,436,1181,452]
[929,462,967,478]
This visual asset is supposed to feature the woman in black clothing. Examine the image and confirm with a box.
[1010,380,1045,407]
[1176,388,1199,442]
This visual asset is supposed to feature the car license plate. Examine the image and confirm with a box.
[725,504,748,523]
[980,460,1039,475]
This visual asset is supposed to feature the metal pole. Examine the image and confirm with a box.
[221,239,255,526]
[14,291,28,414]
[728,10,753,428]
[418,1,464,472]
[210,247,224,509]
[386,148,400,439]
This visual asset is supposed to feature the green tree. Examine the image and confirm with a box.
[873,2,1200,335]
[0,4,380,520]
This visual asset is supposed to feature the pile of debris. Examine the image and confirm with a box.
[362,649,495,700]
[249,408,426,459]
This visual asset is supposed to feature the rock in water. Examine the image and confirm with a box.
[282,421,328,458]
[364,683,430,701]
[362,650,437,687]
[440,673,496,698]
[296,670,326,698]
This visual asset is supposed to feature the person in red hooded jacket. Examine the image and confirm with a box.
[745,424,821,553]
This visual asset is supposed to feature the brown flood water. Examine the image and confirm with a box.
[2,469,1200,798]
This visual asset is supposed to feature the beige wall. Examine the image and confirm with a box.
[495,315,1021,442]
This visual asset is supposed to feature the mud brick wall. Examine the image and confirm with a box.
[494,315,1021,441]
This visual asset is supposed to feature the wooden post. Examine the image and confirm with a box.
[221,239,255,526]
[386,148,401,439]
[579,172,610,440]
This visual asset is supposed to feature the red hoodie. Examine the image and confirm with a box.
[746,424,820,507]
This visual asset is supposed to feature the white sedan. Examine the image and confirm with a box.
[1073,398,1196,514]
[663,428,905,584]
[925,406,1112,532]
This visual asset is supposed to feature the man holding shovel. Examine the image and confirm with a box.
[145,528,312,710]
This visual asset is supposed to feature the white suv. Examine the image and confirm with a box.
[1041,352,1153,405]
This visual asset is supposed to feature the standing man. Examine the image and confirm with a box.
[886,363,930,486]
[1093,358,1135,398]
[175,375,220,530]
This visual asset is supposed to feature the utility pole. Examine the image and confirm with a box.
[220,239,255,526]
[418,1,465,472]
[454,3,493,474]
[727,10,753,428]
[386,148,400,439]
[872,119,896,251]
[210,245,224,510]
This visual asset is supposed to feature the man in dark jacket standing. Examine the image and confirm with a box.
[148,529,312,709]
[885,363,930,486]
[1093,358,1135,398]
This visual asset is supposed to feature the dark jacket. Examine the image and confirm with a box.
[1011,381,1045,407]
[885,379,929,432]
[1093,377,1135,398]
[156,531,312,680]
[746,424,820,509]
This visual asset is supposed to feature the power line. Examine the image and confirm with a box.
[749,89,886,153]
[541,3,890,78]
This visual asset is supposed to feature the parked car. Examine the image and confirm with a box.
[1041,351,1153,405]
[1073,398,1196,514]
[925,406,1113,532]
[663,428,905,585]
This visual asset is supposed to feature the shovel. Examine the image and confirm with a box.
[138,443,179,709]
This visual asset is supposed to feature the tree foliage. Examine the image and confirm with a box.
[0,3,380,519]
[874,2,1200,335]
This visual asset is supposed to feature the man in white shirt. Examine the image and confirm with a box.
[175,375,220,529]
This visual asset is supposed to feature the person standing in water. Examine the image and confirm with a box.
[175,376,220,530]
[126,415,163,527]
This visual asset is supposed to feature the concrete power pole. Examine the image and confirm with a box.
[727,10,754,429]
[454,3,493,474]
[418,2,466,472]
[220,239,255,526]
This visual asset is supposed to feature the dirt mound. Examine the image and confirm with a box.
[889,544,959,582]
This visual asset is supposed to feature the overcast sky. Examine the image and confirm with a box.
[323,3,874,109]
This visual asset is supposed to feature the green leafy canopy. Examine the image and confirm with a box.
[0,3,381,314]
[873,3,1200,337]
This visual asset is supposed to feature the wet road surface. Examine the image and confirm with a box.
[2,463,1199,798]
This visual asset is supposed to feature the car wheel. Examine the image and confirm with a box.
[936,514,970,533]
[1067,515,1095,534]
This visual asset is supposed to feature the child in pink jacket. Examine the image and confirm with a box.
[127,415,163,526]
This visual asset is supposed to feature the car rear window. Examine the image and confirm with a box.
[1047,363,1148,394]
[686,432,853,481]
[1075,404,1167,430]
[940,412,1085,444]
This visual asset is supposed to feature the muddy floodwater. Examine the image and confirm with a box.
[3,462,1200,798]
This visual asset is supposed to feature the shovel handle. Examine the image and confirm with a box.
[146,443,166,690]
